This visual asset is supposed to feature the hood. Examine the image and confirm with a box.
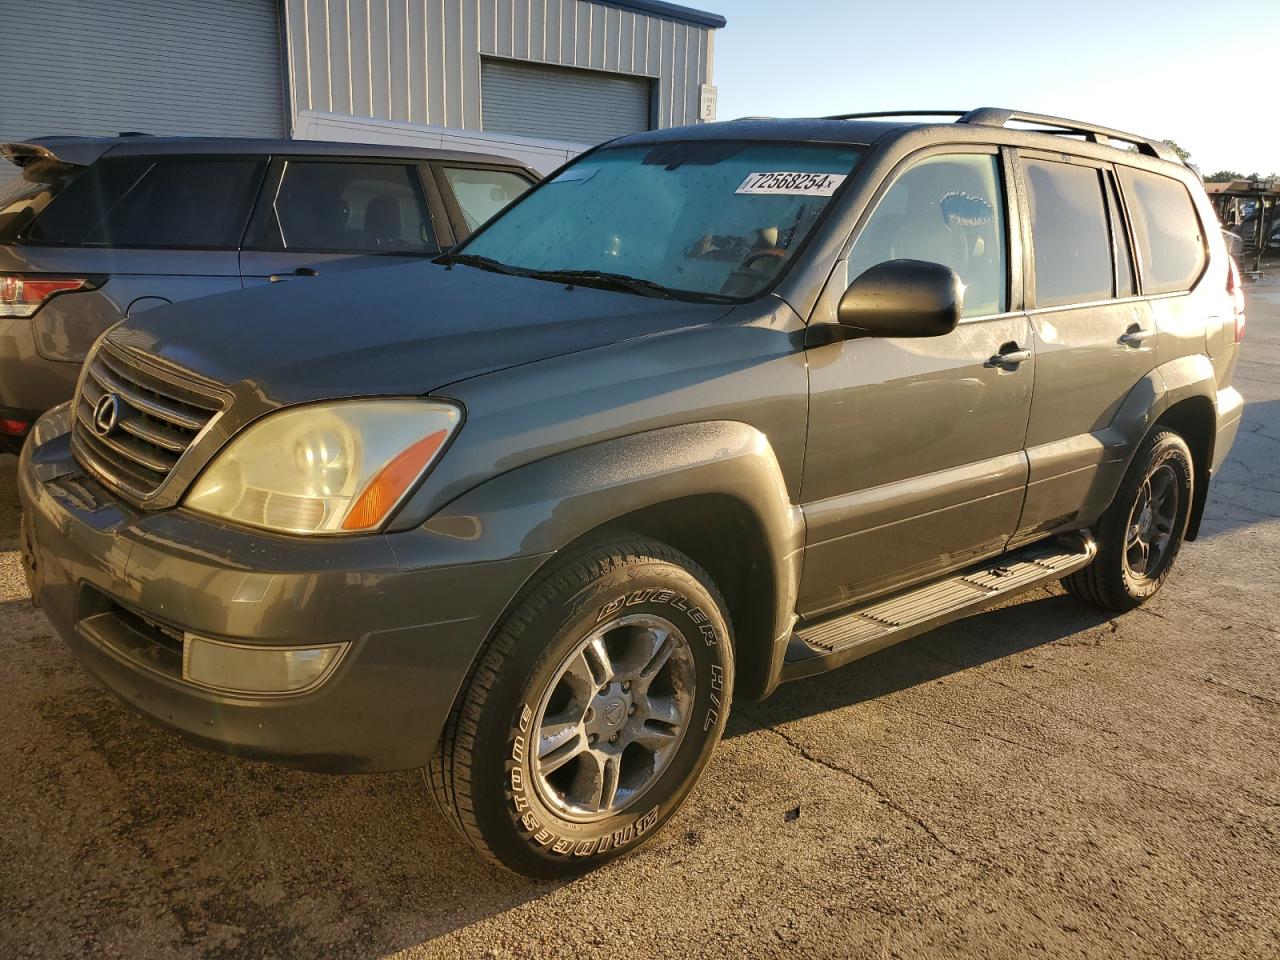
[109,261,732,406]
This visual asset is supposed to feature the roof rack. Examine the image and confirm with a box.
[825,108,1181,163]
[825,110,968,121]
[958,108,1179,162]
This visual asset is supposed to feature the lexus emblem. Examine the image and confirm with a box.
[603,699,626,728]
[93,393,122,436]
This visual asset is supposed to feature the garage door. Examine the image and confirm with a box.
[0,0,284,189]
[481,59,652,146]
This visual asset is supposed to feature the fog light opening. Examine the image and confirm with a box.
[182,635,348,695]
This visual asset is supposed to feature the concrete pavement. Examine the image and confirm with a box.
[1,281,1277,960]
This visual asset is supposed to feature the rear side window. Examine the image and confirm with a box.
[0,160,86,243]
[1023,158,1113,308]
[256,161,438,253]
[440,166,532,232]
[16,156,264,248]
[1116,167,1206,295]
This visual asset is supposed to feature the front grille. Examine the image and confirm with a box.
[72,340,225,502]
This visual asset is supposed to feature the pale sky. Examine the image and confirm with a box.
[710,0,1278,177]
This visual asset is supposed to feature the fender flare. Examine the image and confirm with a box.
[1100,354,1220,538]
[400,420,806,694]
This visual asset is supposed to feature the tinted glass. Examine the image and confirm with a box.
[1024,158,1113,308]
[8,156,262,249]
[441,167,533,232]
[0,160,88,244]
[848,153,1007,318]
[462,141,863,300]
[1116,167,1206,295]
[264,161,437,253]
[1106,173,1135,298]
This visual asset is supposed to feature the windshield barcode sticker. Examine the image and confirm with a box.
[735,172,846,196]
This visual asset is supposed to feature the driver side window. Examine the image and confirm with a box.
[848,153,1008,318]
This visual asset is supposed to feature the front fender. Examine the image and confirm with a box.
[391,420,805,688]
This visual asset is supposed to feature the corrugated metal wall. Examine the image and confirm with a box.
[0,0,285,189]
[282,0,713,135]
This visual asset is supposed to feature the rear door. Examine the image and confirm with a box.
[1010,151,1156,544]
[430,162,536,240]
[239,157,448,285]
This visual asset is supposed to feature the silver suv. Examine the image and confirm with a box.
[0,136,537,450]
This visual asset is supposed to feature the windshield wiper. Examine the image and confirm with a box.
[433,252,530,277]
[521,268,677,300]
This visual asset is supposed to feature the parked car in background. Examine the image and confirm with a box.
[18,108,1244,878]
[0,136,537,451]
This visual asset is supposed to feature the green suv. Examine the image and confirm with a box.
[18,108,1245,877]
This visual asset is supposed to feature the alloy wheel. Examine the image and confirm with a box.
[530,614,696,822]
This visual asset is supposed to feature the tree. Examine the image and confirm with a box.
[1163,139,1192,162]
[1206,170,1244,182]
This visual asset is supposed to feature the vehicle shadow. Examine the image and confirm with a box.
[727,587,1115,736]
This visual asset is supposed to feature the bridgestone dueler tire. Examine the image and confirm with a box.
[1063,429,1193,613]
[428,536,734,878]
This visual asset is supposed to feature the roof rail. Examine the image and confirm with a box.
[957,108,1181,162]
[825,110,968,121]
[824,107,1181,164]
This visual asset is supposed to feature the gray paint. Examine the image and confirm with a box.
[16,114,1242,773]
[283,0,714,135]
[0,0,286,189]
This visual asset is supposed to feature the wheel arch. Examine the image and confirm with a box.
[1152,394,1216,541]
[413,421,805,701]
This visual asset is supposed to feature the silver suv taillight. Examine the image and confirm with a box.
[0,274,98,318]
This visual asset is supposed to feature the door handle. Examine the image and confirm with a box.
[268,267,320,283]
[1119,327,1154,347]
[989,346,1032,368]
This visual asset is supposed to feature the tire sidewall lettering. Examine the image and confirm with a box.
[505,572,731,862]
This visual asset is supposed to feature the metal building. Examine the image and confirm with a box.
[0,0,725,187]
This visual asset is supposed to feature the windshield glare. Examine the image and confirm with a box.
[461,141,864,300]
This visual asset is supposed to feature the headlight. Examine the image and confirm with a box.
[185,400,461,534]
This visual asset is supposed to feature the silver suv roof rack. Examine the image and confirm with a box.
[825,108,1181,163]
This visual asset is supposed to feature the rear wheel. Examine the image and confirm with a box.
[1064,429,1193,612]
[428,536,733,877]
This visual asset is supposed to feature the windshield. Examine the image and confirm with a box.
[459,140,864,300]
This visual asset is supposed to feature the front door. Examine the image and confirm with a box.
[799,148,1033,617]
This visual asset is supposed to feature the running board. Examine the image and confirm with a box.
[779,533,1097,683]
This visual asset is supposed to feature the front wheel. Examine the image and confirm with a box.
[428,537,734,877]
[1064,429,1193,612]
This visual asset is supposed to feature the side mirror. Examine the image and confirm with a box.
[836,259,963,338]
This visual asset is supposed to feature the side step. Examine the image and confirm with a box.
[779,533,1096,683]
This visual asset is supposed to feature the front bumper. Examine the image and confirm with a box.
[18,408,547,773]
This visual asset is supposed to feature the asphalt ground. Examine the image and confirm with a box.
[1,280,1277,959]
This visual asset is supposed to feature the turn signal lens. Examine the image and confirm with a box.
[342,429,449,531]
[0,275,95,318]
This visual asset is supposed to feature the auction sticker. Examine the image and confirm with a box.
[735,171,846,196]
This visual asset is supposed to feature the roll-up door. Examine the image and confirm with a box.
[481,59,652,145]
